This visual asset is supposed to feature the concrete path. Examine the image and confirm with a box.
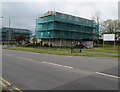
[83,51,119,56]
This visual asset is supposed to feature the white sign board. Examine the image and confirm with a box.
[103,34,115,41]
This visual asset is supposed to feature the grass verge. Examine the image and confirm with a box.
[83,48,118,53]
[4,47,119,58]
[0,89,7,92]
[83,44,119,54]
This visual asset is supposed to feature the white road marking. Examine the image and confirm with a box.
[17,56,33,61]
[42,61,47,63]
[63,65,74,69]
[67,56,73,57]
[3,53,13,56]
[95,72,120,79]
[42,61,73,69]
[34,53,40,54]
[18,57,28,59]
[48,62,63,67]
[27,58,33,61]
[3,53,32,61]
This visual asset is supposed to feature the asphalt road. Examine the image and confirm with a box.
[2,49,119,91]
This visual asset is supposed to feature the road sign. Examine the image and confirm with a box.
[103,34,115,41]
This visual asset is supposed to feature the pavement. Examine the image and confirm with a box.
[83,51,119,56]
[2,49,119,91]
[2,45,16,48]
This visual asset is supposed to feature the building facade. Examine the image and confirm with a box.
[0,27,32,43]
[35,11,99,47]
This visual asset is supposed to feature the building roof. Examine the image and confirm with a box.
[1,27,30,31]
[39,11,95,23]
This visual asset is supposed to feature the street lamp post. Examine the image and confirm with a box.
[49,35,51,48]
[1,17,11,46]
[1,17,11,28]
[1,17,4,28]
[70,32,72,53]
[7,18,11,41]
[9,18,11,28]
[1,17,4,45]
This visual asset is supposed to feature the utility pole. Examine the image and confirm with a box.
[49,35,51,48]
[1,17,12,46]
[1,17,4,28]
[1,17,11,28]
[70,32,72,53]
[8,18,11,46]
[9,18,11,28]
[1,17,4,45]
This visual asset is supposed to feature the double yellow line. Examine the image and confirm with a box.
[0,82,7,87]
[0,77,12,86]
[0,77,23,92]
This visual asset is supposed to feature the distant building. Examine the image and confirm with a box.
[0,27,32,43]
[35,11,99,47]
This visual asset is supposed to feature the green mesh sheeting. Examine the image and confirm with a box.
[0,28,32,41]
[35,13,99,40]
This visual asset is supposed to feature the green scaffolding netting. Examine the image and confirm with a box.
[36,14,99,40]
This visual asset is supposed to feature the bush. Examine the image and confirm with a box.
[24,43,34,47]
[93,44,103,47]
[1,89,7,92]
[24,43,41,47]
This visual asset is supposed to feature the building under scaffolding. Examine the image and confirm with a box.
[0,27,32,44]
[35,11,99,47]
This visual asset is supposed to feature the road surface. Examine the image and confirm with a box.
[2,49,119,91]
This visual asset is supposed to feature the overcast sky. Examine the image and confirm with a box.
[1,0,119,35]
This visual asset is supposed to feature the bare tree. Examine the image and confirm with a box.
[31,36,37,45]
[91,11,101,24]
[101,19,120,34]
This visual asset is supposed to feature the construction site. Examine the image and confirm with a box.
[0,27,32,44]
[35,11,99,47]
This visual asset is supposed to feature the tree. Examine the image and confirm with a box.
[31,36,37,45]
[100,19,120,34]
[13,34,25,44]
[91,11,101,24]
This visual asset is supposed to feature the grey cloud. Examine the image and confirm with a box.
[2,2,118,35]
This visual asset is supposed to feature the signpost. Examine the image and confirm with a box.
[103,34,115,47]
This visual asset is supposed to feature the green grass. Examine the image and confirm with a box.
[82,44,119,54]
[0,88,2,92]
[4,47,119,58]
[0,88,7,92]
[5,47,71,55]
[83,48,118,53]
